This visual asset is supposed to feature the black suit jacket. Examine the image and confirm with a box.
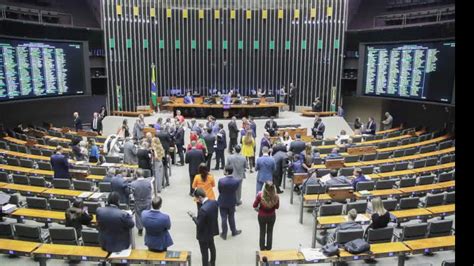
[272,143,287,155]
[203,133,216,154]
[193,200,219,241]
[264,121,278,135]
[74,117,83,131]
[228,121,239,139]
[312,102,322,112]
[185,148,206,175]
[92,117,103,132]
[137,148,152,170]
[366,121,377,135]
[157,131,172,151]
[289,140,306,154]
[175,127,185,146]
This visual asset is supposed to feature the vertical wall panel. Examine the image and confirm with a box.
[103,0,347,112]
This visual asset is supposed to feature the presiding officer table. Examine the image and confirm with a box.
[164,102,286,118]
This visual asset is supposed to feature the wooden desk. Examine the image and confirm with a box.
[376,126,403,135]
[0,182,7,188]
[301,110,337,117]
[41,188,85,199]
[0,164,105,182]
[0,239,41,256]
[378,135,449,152]
[354,189,403,199]
[33,244,108,262]
[112,110,154,117]
[164,102,286,118]
[11,208,96,224]
[1,183,48,195]
[426,204,455,217]
[108,249,191,265]
[398,183,444,196]
[390,208,433,223]
[256,250,308,265]
[3,137,73,153]
[276,128,308,139]
[339,242,410,261]
[317,214,371,229]
[437,180,455,190]
[299,193,333,224]
[403,235,455,254]
[412,162,455,174]
[375,170,415,179]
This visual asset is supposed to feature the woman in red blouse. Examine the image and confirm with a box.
[253,181,280,251]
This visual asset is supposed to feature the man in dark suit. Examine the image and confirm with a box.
[188,188,219,266]
[227,116,239,154]
[312,118,325,139]
[142,196,174,252]
[73,112,82,131]
[174,123,185,165]
[289,134,306,155]
[312,97,322,112]
[288,83,297,111]
[185,141,206,196]
[365,117,377,135]
[203,128,216,170]
[50,146,70,179]
[217,166,242,240]
[111,172,131,205]
[214,124,227,170]
[91,112,103,134]
[157,128,172,182]
[264,117,278,137]
[272,147,288,194]
[96,192,135,253]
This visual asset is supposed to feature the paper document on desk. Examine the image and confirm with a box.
[300,248,327,261]
[78,192,93,198]
[320,174,331,183]
[1,204,17,214]
[365,175,372,180]
[89,192,104,200]
[355,214,370,222]
[358,190,371,196]
[108,246,132,258]
[101,163,117,167]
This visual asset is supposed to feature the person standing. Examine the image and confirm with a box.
[133,114,145,141]
[185,141,206,196]
[151,137,165,192]
[272,147,288,194]
[289,134,306,155]
[217,166,242,240]
[117,119,130,138]
[130,169,152,236]
[203,128,216,170]
[279,86,287,104]
[259,132,272,157]
[228,116,239,154]
[50,146,70,179]
[88,139,100,163]
[111,171,131,205]
[73,112,82,131]
[249,116,257,138]
[142,196,174,252]
[96,192,135,253]
[175,123,185,166]
[192,164,216,210]
[137,142,153,173]
[365,117,377,135]
[312,118,325,140]
[241,131,256,173]
[91,112,103,135]
[255,146,276,194]
[188,188,219,266]
[214,124,227,170]
[123,137,138,165]
[311,97,322,112]
[382,112,393,130]
[253,181,280,251]
[288,83,296,111]
[226,145,247,206]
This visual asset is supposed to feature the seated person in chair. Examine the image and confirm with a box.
[317,208,361,245]
[324,169,352,189]
[351,168,369,190]
[326,148,342,160]
[184,92,195,104]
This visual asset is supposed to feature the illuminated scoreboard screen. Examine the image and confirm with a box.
[358,40,455,104]
[0,37,87,102]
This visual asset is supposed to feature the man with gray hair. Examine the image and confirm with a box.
[123,137,138,165]
[130,168,152,236]
[103,168,116,183]
[255,146,276,194]
[226,145,247,205]
[382,112,393,130]
[318,208,362,245]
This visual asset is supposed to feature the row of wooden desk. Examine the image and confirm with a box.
[0,182,103,200]
[0,164,105,182]
[256,235,455,266]
[9,208,97,225]
[0,239,190,265]
[312,146,455,169]
[0,148,138,171]
[299,177,455,224]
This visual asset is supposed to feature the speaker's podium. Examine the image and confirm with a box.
[325,158,345,169]
[328,186,354,203]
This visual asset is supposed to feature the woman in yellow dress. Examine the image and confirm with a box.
[241,131,256,173]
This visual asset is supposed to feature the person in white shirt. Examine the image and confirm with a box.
[279,131,293,149]
[335,130,351,146]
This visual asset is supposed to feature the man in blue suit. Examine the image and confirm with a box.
[50,146,70,179]
[96,192,135,253]
[255,146,276,193]
[111,173,131,205]
[189,188,219,266]
[217,166,242,240]
[142,196,173,252]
